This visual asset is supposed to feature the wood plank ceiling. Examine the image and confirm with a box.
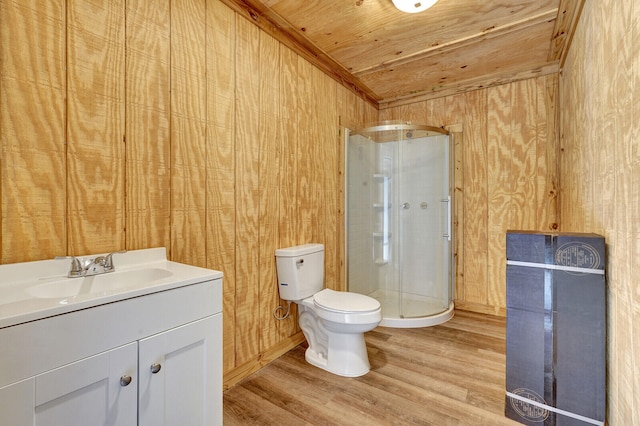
[220,0,583,108]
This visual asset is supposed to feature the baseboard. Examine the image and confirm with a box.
[454,300,506,317]
[223,331,306,390]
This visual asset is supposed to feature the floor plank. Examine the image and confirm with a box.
[223,310,520,425]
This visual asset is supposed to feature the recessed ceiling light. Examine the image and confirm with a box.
[392,0,438,13]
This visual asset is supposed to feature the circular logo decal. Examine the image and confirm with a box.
[510,388,549,422]
[555,242,601,273]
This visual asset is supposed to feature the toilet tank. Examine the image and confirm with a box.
[275,243,324,301]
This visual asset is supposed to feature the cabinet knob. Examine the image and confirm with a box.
[120,375,132,387]
[150,363,162,374]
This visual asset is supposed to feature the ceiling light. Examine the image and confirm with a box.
[392,0,438,13]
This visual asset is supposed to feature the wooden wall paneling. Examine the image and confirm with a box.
[605,42,635,423]
[0,0,66,262]
[509,78,539,232]
[598,24,618,239]
[125,0,171,252]
[325,139,340,292]
[66,0,125,255]
[206,0,237,374]
[428,96,447,129]
[296,59,315,244]
[460,90,488,309]
[337,86,365,129]
[485,83,512,310]
[233,182,261,367]
[258,31,282,353]
[607,1,634,419]
[170,0,206,267]
[307,66,325,269]
[378,107,391,123]
[605,6,636,415]
[276,45,300,340]
[317,71,338,290]
[309,66,323,244]
[278,46,299,249]
[558,42,582,231]
[631,11,640,414]
[406,101,430,126]
[558,1,640,421]
[448,98,464,306]
[577,10,596,234]
[364,102,377,125]
[234,15,261,366]
[629,16,640,414]
[336,121,346,292]
[379,103,414,125]
[535,74,559,232]
[450,126,464,304]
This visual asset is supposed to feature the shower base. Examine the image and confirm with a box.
[369,289,454,328]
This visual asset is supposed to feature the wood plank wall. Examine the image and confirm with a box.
[559,0,640,423]
[379,74,560,316]
[0,0,66,260]
[0,0,376,387]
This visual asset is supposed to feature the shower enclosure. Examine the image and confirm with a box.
[346,122,454,328]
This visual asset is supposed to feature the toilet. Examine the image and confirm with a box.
[275,243,382,377]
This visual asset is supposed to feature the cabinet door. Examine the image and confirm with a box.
[138,314,222,426]
[30,342,137,426]
[0,377,35,424]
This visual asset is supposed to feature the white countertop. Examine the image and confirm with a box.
[0,248,223,328]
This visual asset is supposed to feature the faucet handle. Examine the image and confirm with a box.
[104,250,127,270]
[68,257,84,277]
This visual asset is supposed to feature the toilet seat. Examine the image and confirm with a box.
[313,289,380,313]
[311,289,382,326]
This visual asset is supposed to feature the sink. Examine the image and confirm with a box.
[0,248,223,329]
[27,268,174,300]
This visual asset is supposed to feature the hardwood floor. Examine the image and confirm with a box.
[223,310,520,425]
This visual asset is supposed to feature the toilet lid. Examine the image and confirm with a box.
[313,289,380,313]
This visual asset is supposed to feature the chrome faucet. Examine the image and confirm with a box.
[67,250,126,278]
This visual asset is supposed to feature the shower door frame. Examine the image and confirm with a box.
[344,122,456,327]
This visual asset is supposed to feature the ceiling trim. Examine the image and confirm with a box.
[548,0,585,67]
[218,0,381,107]
[353,8,559,77]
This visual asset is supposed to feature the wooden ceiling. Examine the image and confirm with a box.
[220,0,584,108]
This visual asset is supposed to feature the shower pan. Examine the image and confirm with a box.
[346,122,454,328]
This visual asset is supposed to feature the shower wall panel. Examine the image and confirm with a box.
[347,136,376,296]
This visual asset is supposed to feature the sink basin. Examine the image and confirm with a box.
[27,268,174,300]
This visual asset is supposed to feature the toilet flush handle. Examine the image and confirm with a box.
[296,259,304,265]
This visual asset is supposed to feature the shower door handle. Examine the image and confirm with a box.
[440,197,451,241]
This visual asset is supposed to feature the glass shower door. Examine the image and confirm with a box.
[397,134,450,318]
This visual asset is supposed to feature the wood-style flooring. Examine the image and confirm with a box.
[223,310,520,425]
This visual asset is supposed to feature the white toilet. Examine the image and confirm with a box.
[275,243,382,377]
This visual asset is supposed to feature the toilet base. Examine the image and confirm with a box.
[304,330,371,377]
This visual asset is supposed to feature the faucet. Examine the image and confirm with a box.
[67,250,127,278]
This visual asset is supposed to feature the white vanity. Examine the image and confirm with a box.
[0,248,223,426]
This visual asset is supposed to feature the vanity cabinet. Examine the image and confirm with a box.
[0,278,222,426]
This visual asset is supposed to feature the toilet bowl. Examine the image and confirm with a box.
[275,244,381,377]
